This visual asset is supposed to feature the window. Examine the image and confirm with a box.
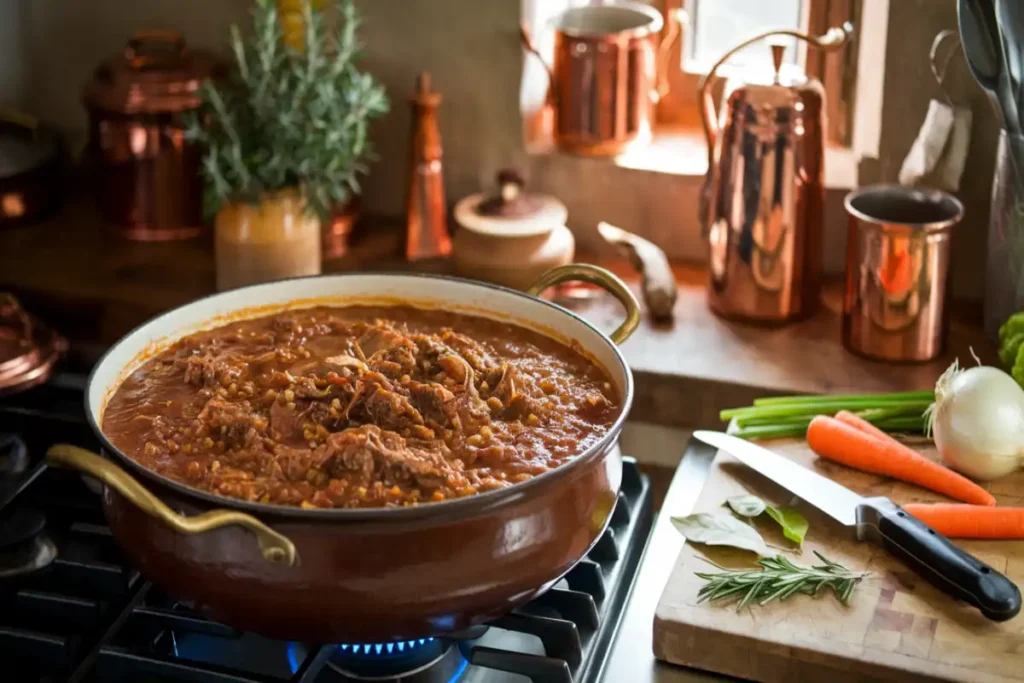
[681,0,803,75]
[659,0,860,146]
[520,0,878,186]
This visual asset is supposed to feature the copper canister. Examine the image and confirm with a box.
[842,185,962,362]
[83,31,222,241]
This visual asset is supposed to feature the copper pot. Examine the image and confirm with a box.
[83,31,223,241]
[44,264,640,642]
[521,3,680,157]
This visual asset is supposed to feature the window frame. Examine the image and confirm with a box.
[656,0,861,149]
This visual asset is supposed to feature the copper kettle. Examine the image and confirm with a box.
[699,24,852,323]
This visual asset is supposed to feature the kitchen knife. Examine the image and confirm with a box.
[693,430,1022,622]
[597,222,676,322]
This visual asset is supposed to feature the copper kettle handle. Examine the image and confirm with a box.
[697,22,853,170]
[520,24,556,107]
[654,9,686,102]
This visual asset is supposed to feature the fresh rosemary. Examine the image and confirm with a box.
[696,552,869,611]
[184,0,388,221]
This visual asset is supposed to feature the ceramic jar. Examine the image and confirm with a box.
[453,171,573,291]
[215,189,321,291]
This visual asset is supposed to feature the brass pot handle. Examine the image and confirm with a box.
[527,264,641,345]
[46,444,297,567]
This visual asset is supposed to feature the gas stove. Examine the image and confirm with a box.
[0,374,654,683]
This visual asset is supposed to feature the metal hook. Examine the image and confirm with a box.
[930,29,963,106]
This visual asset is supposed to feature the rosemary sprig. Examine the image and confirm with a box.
[695,552,869,611]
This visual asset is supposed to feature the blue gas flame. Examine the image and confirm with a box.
[336,637,434,656]
[287,637,469,680]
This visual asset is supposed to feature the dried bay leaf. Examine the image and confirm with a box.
[726,494,766,518]
[671,512,771,557]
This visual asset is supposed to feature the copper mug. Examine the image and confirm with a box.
[843,185,962,362]
[521,3,680,157]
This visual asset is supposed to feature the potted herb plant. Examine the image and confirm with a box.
[186,0,388,290]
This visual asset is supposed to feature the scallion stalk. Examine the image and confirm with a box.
[724,391,932,439]
[752,390,934,407]
[721,399,933,422]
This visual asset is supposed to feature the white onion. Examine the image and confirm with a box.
[927,361,1024,480]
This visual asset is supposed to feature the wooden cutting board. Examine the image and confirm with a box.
[653,437,1024,683]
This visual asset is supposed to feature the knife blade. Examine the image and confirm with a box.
[693,430,1022,622]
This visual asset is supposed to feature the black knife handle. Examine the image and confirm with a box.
[857,497,1021,621]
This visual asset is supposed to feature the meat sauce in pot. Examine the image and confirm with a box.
[102,306,619,509]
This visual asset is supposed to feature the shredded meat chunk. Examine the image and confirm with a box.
[197,399,265,449]
[318,425,463,490]
[177,352,245,388]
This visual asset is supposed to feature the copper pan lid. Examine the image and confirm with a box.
[83,30,223,115]
[0,295,66,395]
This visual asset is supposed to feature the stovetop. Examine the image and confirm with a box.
[0,375,654,683]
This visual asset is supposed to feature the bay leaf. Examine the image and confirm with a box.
[765,506,809,546]
[671,512,771,557]
[726,494,766,518]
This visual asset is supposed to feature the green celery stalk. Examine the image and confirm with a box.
[752,391,934,407]
[721,399,933,422]
[732,423,812,439]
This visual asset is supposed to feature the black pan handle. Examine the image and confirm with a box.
[858,497,1021,621]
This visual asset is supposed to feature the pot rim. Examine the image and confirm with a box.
[85,271,634,521]
[551,2,664,40]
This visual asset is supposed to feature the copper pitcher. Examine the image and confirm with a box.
[521,3,681,157]
[699,24,852,323]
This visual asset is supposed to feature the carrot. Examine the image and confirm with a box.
[833,410,892,441]
[903,503,1024,538]
[806,415,996,507]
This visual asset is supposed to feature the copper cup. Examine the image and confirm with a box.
[842,185,962,362]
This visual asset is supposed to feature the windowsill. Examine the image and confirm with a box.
[612,125,861,190]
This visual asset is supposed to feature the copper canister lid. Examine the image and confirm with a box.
[0,295,66,395]
[83,30,223,114]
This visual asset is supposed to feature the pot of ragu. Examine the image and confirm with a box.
[45,264,639,643]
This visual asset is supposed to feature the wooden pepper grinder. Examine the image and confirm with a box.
[405,72,452,261]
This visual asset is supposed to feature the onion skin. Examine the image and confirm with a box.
[932,366,1024,481]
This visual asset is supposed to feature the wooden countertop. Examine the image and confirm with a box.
[0,200,996,428]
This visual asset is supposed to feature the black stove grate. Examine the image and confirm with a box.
[0,376,654,683]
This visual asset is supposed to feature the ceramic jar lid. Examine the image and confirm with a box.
[454,170,568,237]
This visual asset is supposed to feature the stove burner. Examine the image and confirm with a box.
[288,638,468,682]
[0,433,28,478]
[0,507,56,578]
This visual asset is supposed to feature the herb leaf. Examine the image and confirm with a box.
[764,506,809,546]
[671,513,771,556]
[726,494,766,518]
